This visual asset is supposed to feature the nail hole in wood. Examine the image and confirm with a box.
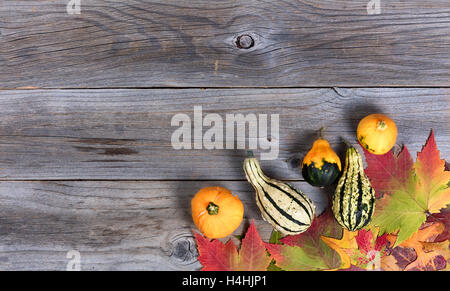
[236,34,254,49]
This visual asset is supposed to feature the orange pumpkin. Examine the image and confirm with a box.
[191,186,244,239]
[357,113,398,155]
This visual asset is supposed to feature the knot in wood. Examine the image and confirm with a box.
[287,156,301,169]
[236,34,254,49]
[163,232,198,266]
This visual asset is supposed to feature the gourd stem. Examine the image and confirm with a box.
[377,120,387,130]
[247,150,254,158]
[318,127,327,139]
[206,202,219,215]
[342,137,353,148]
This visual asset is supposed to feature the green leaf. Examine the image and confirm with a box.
[372,188,427,246]
[264,209,343,271]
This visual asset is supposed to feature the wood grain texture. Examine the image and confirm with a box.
[0,180,329,270]
[1,0,450,88]
[0,88,448,180]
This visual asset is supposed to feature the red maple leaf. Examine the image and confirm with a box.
[194,234,237,271]
[363,145,414,198]
[355,229,387,255]
[194,220,271,271]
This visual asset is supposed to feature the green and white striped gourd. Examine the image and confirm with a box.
[332,143,375,231]
[243,152,315,235]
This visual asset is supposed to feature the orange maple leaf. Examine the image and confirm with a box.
[385,222,447,271]
[321,229,357,270]
[415,131,450,214]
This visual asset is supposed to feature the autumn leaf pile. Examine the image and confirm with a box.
[194,131,450,271]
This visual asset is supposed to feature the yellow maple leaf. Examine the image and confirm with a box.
[381,254,402,271]
[321,229,358,270]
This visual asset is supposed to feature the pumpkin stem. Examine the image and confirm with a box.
[206,202,219,215]
[377,120,387,130]
[318,127,327,139]
[247,150,254,158]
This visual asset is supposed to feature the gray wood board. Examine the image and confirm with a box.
[1,1,450,88]
[0,88,448,180]
[0,180,330,270]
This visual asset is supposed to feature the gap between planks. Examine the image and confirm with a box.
[3,86,450,90]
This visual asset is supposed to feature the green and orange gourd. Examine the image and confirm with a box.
[302,128,342,187]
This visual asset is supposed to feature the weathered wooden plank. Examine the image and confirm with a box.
[0,180,329,270]
[0,88,448,180]
[1,1,450,88]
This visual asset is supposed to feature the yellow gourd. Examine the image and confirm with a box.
[357,114,397,155]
